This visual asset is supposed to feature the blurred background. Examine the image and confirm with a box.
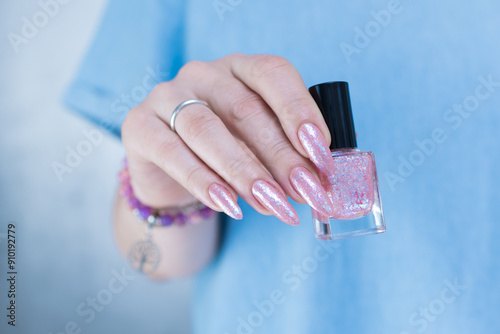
[0,1,191,333]
[2,0,500,333]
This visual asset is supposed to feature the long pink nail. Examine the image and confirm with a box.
[252,180,300,225]
[290,167,333,216]
[209,184,243,220]
[297,123,335,178]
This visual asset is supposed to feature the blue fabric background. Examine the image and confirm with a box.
[65,0,500,333]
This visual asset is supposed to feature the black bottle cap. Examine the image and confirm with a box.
[309,81,357,150]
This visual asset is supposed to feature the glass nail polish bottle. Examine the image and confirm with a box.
[309,81,385,240]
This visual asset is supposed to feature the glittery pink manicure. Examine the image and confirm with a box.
[251,180,300,225]
[289,167,333,216]
[208,183,243,220]
[297,123,336,178]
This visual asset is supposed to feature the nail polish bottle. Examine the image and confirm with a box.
[309,81,385,240]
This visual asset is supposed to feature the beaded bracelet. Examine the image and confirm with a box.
[118,158,215,227]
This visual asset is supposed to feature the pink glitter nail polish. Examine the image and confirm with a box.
[252,180,300,226]
[297,123,336,178]
[208,183,243,220]
[309,82,385,240]
[289,166,334,216]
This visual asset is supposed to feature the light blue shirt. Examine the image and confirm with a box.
[64,0,500,332]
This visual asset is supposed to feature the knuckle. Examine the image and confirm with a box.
[228,94,267,123]
[225,52,245,61]
[121,107,150,152]
[175,60,209,82]
[266,139,292,166]
[249,55,290,79]
[219,53,244,66]
[150,81,173,99]
[255,116,281,145]
[155,136,185,168]
[225,158,248,179]
[281,95,311,120]
[183,165,205,190]
[182,112,219,144]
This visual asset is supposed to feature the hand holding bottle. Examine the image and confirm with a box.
[121,54,337,225]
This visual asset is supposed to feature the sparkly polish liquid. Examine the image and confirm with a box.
[328,150,374,220]
[313,149,385,240]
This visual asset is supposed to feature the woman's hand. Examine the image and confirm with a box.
[121,54,336,225]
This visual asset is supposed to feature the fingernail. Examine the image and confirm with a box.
[290,167,333,216]
[297,123,335,178]
[252,180,300,225]
[209,183,243,220]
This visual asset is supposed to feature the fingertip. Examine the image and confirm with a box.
[208,183,243,221]
[252,180,300,226]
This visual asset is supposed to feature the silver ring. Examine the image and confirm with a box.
[170,99,210,133]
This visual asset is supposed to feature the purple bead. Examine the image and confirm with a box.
[118,169,130,183]
[189,211,202,224]
[128,197,140,210]
[137,205,152,220]
[201,207,213,219]
[120,184,133,197]
[159,214,173,227]
[176,213,187,226]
